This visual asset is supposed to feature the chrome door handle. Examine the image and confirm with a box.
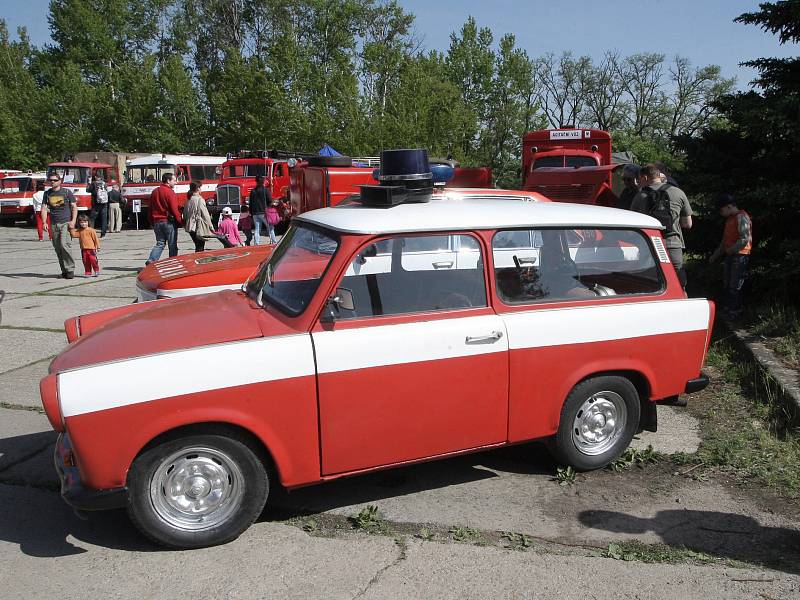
[465,331,504,344]
[433,261,454,269]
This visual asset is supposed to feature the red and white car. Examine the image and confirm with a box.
[135,188,548,301]
[43,195,713,549]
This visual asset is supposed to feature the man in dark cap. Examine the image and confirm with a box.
[709,194,752,320]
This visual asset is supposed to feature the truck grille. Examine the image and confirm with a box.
[216,185,241,208]
[530,184,595,201]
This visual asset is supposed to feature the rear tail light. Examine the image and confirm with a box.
[64,317,80,342]
[40,374,65,432]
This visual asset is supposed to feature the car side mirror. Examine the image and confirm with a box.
[319,288,355,322]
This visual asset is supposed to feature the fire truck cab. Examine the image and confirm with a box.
[210,152,293,221]
[522,128,618,206]
[0,172,46,225]
[47,162,115,213]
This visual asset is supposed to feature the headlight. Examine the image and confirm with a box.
[206,198,216,206]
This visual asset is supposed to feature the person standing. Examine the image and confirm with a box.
[216,207,242,247]
[616,164,640,210]
[69,213,101,277]
[32,180,52,241]
[184,181,234,252]
[86,169,109,237]
[248,175,271,245]
[146,172,182,264]
[107,181,123,233]
[238,203,253,246]
[631,163,693,287]
[710,194,752,320]
[40,172,77,278]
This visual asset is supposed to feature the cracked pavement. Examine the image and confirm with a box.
[1,225,799,599]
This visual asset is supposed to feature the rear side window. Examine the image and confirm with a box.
[337,234,487,318]
[493,228,663,304]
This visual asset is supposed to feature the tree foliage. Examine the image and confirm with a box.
[680,0,800,294]
[1,4,733,189]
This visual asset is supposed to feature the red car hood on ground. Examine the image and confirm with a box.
[51,290,270,373]
[137,245,274,298]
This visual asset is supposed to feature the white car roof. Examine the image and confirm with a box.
[126,154,226,167]
[4,172,46,180]
[296,197,663,234]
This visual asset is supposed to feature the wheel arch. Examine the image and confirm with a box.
[131,421,281,485]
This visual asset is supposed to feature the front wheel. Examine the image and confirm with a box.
[550,376,640,471]
[127,433,269,549]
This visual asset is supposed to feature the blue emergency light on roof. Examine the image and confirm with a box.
[358,149,434,207]
[430,163,455,186]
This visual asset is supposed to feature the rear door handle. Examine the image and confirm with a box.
[465,331,504,344]
[433,261,454,269]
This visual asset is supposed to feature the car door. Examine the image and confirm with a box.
[312,233,509,475]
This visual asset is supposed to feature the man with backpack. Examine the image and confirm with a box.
[86,169,109,237]
[631,163,693,287]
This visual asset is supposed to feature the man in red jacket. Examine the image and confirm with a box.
[146,173,183,264]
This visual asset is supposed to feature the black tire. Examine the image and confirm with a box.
[306,155,353,168]
[127,433,269,549]
[550,376,640,471]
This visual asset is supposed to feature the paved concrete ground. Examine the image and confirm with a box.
[1,223,798,599]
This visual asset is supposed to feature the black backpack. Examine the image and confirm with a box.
[643,184,678,237]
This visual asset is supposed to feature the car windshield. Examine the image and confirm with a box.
[225,164,268,178]
[533,156,599,169]
[247,224,339,316]
[47,166,91,184]
[126,165,177,184]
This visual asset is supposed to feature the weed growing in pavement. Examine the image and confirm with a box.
[609,446,662,472]
[554,465,576,486]
[604,541,717,565]
[449,526,483,544]
[502,532,534,551]
[350,505,389,534]
[416,527,435,541]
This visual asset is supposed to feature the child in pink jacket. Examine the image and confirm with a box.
[216,207,242,247]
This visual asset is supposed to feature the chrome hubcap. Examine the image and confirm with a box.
[572,391,627,456]
[150,447,244,531]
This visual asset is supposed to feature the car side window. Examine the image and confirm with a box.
[493,228,663,304]
[337,234,487,318]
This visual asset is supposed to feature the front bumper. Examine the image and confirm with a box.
[684,372,710,394]
[54,433,127,511]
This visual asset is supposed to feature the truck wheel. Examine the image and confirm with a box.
[550,376,640,471]
[306,155,353,168]
[127,433,269,549]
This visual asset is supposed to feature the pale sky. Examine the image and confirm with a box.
[2,0,797,89]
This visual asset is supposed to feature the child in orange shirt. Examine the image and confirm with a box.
[70,214,101,277]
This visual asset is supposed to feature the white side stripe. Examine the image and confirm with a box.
[59,336,315,417]
[313,315,508,374]
[502,299,710,350]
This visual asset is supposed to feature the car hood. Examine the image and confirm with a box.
[137,245,274,293]
[51,291,266,373]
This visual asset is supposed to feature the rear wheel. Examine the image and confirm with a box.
[550,376,640,471]
[127,433,268,549]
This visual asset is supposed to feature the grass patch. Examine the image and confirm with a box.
[609,445,662,472]
[746,301,800,368]
[554,465,576,486]
[449,525,484,544]
[349,505,390,534]
[603,541,718,565]
[690,339,800,497]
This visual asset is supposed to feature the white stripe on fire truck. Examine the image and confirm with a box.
[58,335,315,418]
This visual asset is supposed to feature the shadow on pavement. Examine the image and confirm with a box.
[268,442,554,518]
[579,509,800,575]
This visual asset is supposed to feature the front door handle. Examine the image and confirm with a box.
[465,331,504,344]
[433,261,454,269]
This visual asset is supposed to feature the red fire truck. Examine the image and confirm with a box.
[46,161,116,213]
[288,155,376,217]
[209,152,294,220]
[522,128,618,206]
[0,172,46,225]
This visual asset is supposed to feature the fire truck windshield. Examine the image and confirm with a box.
[126,165,178,184]
[47,166,91,184]
[533,156,599,169]
[0,178,34,193]
[225,164,268,178]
